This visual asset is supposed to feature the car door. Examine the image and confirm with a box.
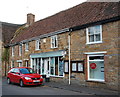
[13,68,21,83]
[8,68,15,82]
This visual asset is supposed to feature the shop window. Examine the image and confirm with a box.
[59,57,64,76]
[50,57,64,77]
[55,57,58,75]
[51,35,58,48]
[88,55,104,82]
[86,25,102,44]
[71,61,84,73]
[50,57,55,75]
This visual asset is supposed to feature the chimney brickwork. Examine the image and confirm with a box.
[27,13,35,26]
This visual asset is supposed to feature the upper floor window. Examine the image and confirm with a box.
[19,45,22,56]
[12,46,14,57]
[86,25,102,44]
[25,42,29,51]
[35,39,41,50]
[51,35,58,48]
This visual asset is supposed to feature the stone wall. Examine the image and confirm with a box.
[70,21,119,90]
[9,32,69,68]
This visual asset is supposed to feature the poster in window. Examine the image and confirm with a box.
[65,62,68,73]
[78,63,83,72]
[72,63,77,71]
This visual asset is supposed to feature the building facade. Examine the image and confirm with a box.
[7,2,120,90]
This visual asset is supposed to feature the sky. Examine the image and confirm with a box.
[0,0,87,24]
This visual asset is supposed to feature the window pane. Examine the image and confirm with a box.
[89,56,104,60]
[50,58,55,75]
[95,34,100,41]
[89,61,104,80]
[42,59,44,74]
[95,25,100,34]
[78,63,83,71]
[59,57,64,76]
[88,27,94,34]
[65,62,68,72]
[72,63,77,71]
[89,35,94,42]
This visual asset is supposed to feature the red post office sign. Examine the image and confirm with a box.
[90,63,97,69]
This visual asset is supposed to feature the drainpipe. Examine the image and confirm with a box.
[68,29,72,85]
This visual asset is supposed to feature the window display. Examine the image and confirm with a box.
[88,55,104,81]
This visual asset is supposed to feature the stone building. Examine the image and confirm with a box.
[6,2,120,90]
[0,22,21,76]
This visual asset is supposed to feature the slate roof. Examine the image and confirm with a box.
[11,2,119,44]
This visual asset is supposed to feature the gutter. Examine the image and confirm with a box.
[70,16,120,31]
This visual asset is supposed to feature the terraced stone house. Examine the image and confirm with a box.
[6,2,120,90]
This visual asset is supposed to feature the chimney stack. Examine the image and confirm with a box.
[27,13,35,26]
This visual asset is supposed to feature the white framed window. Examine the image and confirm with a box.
[25,42,29,51]
[19,45,22,56]
[87,54,104,82]
[35,39,41,50]
[12,46,14,57]
[86,25,102,44]
[51,35,58,48]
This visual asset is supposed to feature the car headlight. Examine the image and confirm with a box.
[40,76,43,78]
[24,77,31,80]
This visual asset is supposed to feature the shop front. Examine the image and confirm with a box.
[30,50,65,78]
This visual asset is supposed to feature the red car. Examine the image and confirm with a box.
[7,67,43,87]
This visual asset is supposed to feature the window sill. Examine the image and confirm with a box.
[86,79,105,83]
[25,50,29,52]
[35,49,41,51]
[86,41,103,45]
[50,75,64,78]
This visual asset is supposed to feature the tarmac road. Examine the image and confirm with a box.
[2,77,93,96]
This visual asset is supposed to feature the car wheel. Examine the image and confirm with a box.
[7,78,11,84]
[20,80,24,87]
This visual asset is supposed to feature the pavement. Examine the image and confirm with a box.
[43,80,119,96]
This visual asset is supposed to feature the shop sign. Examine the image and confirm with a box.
[90,63,97,69]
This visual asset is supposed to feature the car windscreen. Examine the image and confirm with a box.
[19,68,34,74]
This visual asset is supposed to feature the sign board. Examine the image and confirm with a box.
[90,63,97,69]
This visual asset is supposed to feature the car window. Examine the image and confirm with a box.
[20,68,34,74]
[13,68,20,73]
[8,68,15,73]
